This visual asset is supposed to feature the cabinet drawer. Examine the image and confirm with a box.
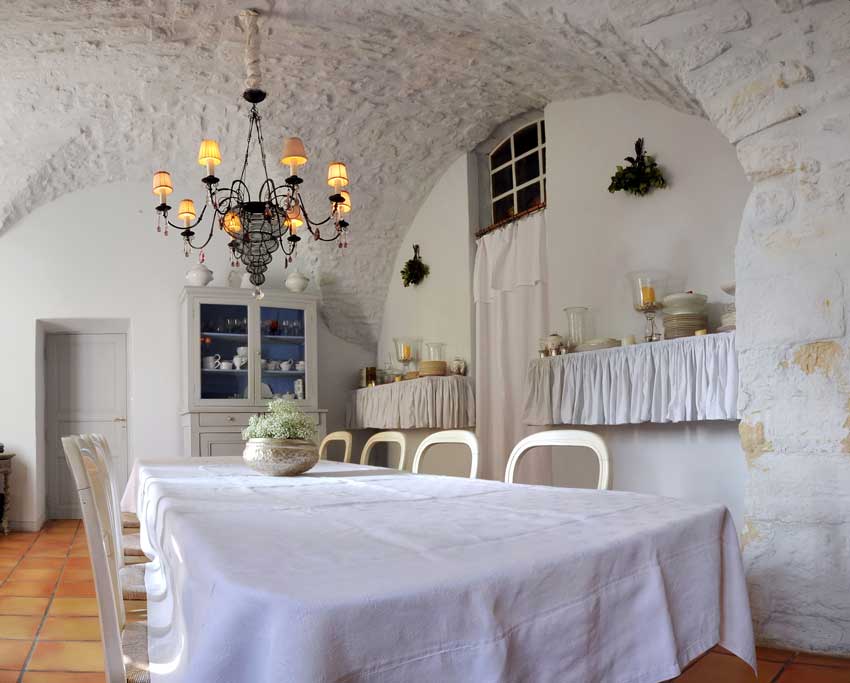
[199,412,253,427]
[199,432,244,458]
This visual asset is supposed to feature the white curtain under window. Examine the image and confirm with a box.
[474,211,551,483]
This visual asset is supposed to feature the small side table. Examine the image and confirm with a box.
[0,454,15,535]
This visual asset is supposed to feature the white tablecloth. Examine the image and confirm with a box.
[125,457,755,683]
[346,375,475,429]
[524,333,738,426]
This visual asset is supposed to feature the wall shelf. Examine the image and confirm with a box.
[524,332,738,426]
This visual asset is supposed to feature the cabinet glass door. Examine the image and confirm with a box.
[199,302,250,401]
[259,305,307,402]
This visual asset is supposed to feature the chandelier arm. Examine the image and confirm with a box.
[165,203,209,232]
[296,197,340,241]
[182,216,217,251]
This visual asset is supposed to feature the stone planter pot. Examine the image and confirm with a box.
[242,438,319,476]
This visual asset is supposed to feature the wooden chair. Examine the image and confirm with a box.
[360,431,407,470]
[505,430,611,489]
[88,434,147,600]
[412,430,479,479]
[318,431,354,463]
[62,435,149,682]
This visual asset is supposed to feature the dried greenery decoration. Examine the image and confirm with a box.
[401,244,430,287]
[608,138,667,196]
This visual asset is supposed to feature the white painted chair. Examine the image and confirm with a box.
[505,430,611,490]
[318,430,354,463]
[360,431,407,470]
[412,430,479,479]
[62,435,149,682]
[88,434,147,600]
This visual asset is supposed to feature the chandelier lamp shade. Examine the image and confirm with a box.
[152,8,352,293]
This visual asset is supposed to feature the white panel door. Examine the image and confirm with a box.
[46,333,128,518]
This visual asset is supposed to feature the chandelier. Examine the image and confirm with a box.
[151,9,351,295]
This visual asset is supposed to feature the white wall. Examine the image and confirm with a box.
[378,154,474,371]
[544,95,749,338]
[0,181,371,527]
[542,94,751,528]
[378,93,750,527]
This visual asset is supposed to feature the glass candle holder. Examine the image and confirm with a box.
[627,270,668,342]
[393,337,422,372]
[563,306,592,351]
[425,342,446,361]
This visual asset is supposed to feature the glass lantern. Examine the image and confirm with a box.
[393,337,422,373]
[425,342,446,361]
[563,306,592,351]
[627,270,668,342]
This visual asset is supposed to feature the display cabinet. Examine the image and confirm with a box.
[179,287,326,457]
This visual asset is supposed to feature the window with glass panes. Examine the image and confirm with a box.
[488,120,546,224]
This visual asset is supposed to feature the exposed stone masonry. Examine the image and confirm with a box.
[3,0,850,654]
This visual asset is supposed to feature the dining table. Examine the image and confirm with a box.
[122,456,755,683]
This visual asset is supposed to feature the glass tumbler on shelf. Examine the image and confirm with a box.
[425,342,446,361]
[563,306,592,351]
[627,270,668,342]
[393,337,422,373]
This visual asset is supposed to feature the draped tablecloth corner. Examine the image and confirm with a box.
[346,375,475,430]
[524,332,738,426]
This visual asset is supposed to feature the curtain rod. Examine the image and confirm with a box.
[474,203,546,240]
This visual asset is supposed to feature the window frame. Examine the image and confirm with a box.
[488,119,546,225]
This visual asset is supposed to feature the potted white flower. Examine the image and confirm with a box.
[242,399,319,476]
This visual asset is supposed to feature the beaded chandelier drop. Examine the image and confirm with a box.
[151,9,351,295]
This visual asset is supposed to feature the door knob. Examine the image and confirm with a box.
[113,417,127,422]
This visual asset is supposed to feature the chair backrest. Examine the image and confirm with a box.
[360,431,407,470]
[61,435,128,683]
[412,430,479,479]
[505,430,611,489]
[87,434,125,571]
[318,431,354,463]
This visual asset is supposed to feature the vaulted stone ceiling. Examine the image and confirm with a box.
[0,0,700,347]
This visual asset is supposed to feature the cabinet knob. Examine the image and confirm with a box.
[226,416,234,422]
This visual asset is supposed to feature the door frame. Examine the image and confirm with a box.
[37,319,131,523]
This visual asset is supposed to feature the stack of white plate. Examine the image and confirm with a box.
[575,337,621,352]
[662,293,708,339]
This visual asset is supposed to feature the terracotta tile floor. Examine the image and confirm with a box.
[0,520,145,682]
[0,522,849,681]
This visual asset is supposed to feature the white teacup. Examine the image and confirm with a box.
[295,360,305,371]
[232,355,247,369]
[236,346,249,356]
[202,354,221,369]
[267,360,281,371]
[219,361,234,370]
[280,359,293,371]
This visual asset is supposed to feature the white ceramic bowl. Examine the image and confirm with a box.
[662,292,707,315]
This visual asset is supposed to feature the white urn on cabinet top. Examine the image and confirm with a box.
[185,263,213,287]
[285,271,310,293]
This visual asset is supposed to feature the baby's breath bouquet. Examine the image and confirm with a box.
[242,399,318,442]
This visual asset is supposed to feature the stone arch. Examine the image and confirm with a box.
[2,0,850,651]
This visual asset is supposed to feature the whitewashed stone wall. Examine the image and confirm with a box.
[2,0,850,653]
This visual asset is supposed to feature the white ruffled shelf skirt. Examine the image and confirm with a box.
[347,375,475,430]
[524,332,738,426]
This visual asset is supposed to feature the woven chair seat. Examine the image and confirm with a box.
[122,512,141,530]
[119,563,147,601]
[122,533,148,558]
[122,619,150,683]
